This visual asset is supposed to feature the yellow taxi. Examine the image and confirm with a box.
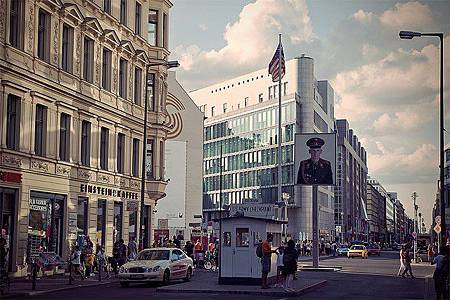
[347,244,369,259]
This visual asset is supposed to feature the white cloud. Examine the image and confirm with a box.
[353,9,374,23]
[199,24,208,31]
[380,1,434,29]
[172,0,315,87]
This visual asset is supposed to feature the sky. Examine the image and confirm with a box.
[168,0,450,228]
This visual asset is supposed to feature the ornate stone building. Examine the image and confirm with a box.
[0,0,173,276]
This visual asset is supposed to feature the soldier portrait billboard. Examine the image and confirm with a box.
[295,133,336,186]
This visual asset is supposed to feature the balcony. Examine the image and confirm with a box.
[145,178,168,202]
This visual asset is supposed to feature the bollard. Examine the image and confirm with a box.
[31,262,37,291]
[68,261,73,285]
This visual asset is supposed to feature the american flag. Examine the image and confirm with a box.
[268,42,285,82]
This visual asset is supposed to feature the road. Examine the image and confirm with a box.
[24,251,435,300]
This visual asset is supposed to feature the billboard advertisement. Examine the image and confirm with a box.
[294,133,336,186]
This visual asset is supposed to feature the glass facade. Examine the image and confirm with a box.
[203,102,296,209]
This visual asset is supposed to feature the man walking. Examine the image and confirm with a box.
[261,233,276,289]
[397,246,406,277]
[432,247,449,299]
[401,248,415,278]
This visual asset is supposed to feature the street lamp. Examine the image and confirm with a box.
[139,60,179,251]
[399,30,445,247]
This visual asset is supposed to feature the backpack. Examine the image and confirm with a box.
[256,243,263,258]
[113,244,120,258]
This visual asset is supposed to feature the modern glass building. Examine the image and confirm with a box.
[190,55,336,240]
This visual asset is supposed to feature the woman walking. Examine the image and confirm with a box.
[397,246,406,277]
[283,240,298,292]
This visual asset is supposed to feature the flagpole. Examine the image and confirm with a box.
[277,34,283,238]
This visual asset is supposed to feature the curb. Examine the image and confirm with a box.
[156,280,327,297]
[4,280,117,298]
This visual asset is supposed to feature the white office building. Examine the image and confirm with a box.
[189,55,336,240]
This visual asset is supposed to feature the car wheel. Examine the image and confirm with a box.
[184,267,192,282]
[162,269,170,285]
[120,282,129,288]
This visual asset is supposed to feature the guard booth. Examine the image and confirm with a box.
[219,216,286,285]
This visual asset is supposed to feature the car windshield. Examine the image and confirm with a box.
[137,250,170,261]
[352,246,364,250]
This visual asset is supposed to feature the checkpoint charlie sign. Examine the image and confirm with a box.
[229,203,275,219]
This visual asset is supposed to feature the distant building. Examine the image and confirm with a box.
[335,119,368,243]
[367,183,386,243]
[367,176,389,243]
[154,71,203,242]
[190,55,336,240]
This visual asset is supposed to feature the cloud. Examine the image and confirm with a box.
[353,9,374,23]
[372,103,435,132]
[172,0,315,88]
[380,1,434,29]
[199,24,208,31]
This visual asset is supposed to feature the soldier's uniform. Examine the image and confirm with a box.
[297,137,333,185]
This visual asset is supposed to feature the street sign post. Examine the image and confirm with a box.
[412,232,417,238]
[434,224,441,234]
[435,216,441,225]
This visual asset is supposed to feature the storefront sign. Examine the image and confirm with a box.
[126,201,139,212]
[229,203,275,219]
[0,171,22,183]
[80,184,139,200]
[29,198,47,211]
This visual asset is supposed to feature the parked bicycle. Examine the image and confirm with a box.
[204,256,217,271]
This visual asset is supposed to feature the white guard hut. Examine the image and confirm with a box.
[219,202,287,285]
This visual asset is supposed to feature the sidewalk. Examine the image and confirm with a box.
[156,270,327,297]
[4,274,118,298]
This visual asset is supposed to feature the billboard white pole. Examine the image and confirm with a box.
[312,185,319,268]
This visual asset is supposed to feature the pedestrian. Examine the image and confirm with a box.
[332,241,337,257]
[432,247,449,300]
[184,241,194,260]
[428,243,434,264]
[283,240,299,292]
[119,239,128,266]
[70,246,85,280]
[401,249,415,278]
[112,241,121,274]
[128,237,138,260]
[397,246,406,277]
[96,245,110,279]
[260,233,276,289]
[194,239,202,267]
[173,235,181,248]
[275,246,284,287]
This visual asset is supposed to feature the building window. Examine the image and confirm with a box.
[102,48,112,91]
[259,93,263,103]
[6,95,20,150]
[37,9,50,62]
[268,87,272,100]
[83,37,94,83]
[100,127,109,170]
[135,2,142,35]
[146,139,153,179]
[117,133,125,174]
[96,199,106,247]
[9,0,24,49]
[77,198,88,235]
[162,13,168,48]
[283,82,288,96]
[120,0,127,25]
[134,67,142,105]
[148,10,158,46]
[59,113,70,162]
[34,104,47,156]
[211,106,215,117]
[113,202,123,244]
[223,103,227,113]
[160,140,164,179]
[119,58,127,98]
[104,0,111,14]
[244,97,248,107]
[132,138,140,177]
[61,24,74,73]
[81,120,91,166]
[147,73,155,111]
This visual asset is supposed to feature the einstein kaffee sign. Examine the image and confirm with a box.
[229,203,275,219]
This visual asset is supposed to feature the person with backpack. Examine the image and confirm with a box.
[432,247,449,299]
[283,240,299,292]
[257,233,276,289]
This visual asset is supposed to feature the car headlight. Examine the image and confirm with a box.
[152,266,161,272]
[119,266,127,273]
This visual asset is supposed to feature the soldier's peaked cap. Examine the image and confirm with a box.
[306,137,325,149]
